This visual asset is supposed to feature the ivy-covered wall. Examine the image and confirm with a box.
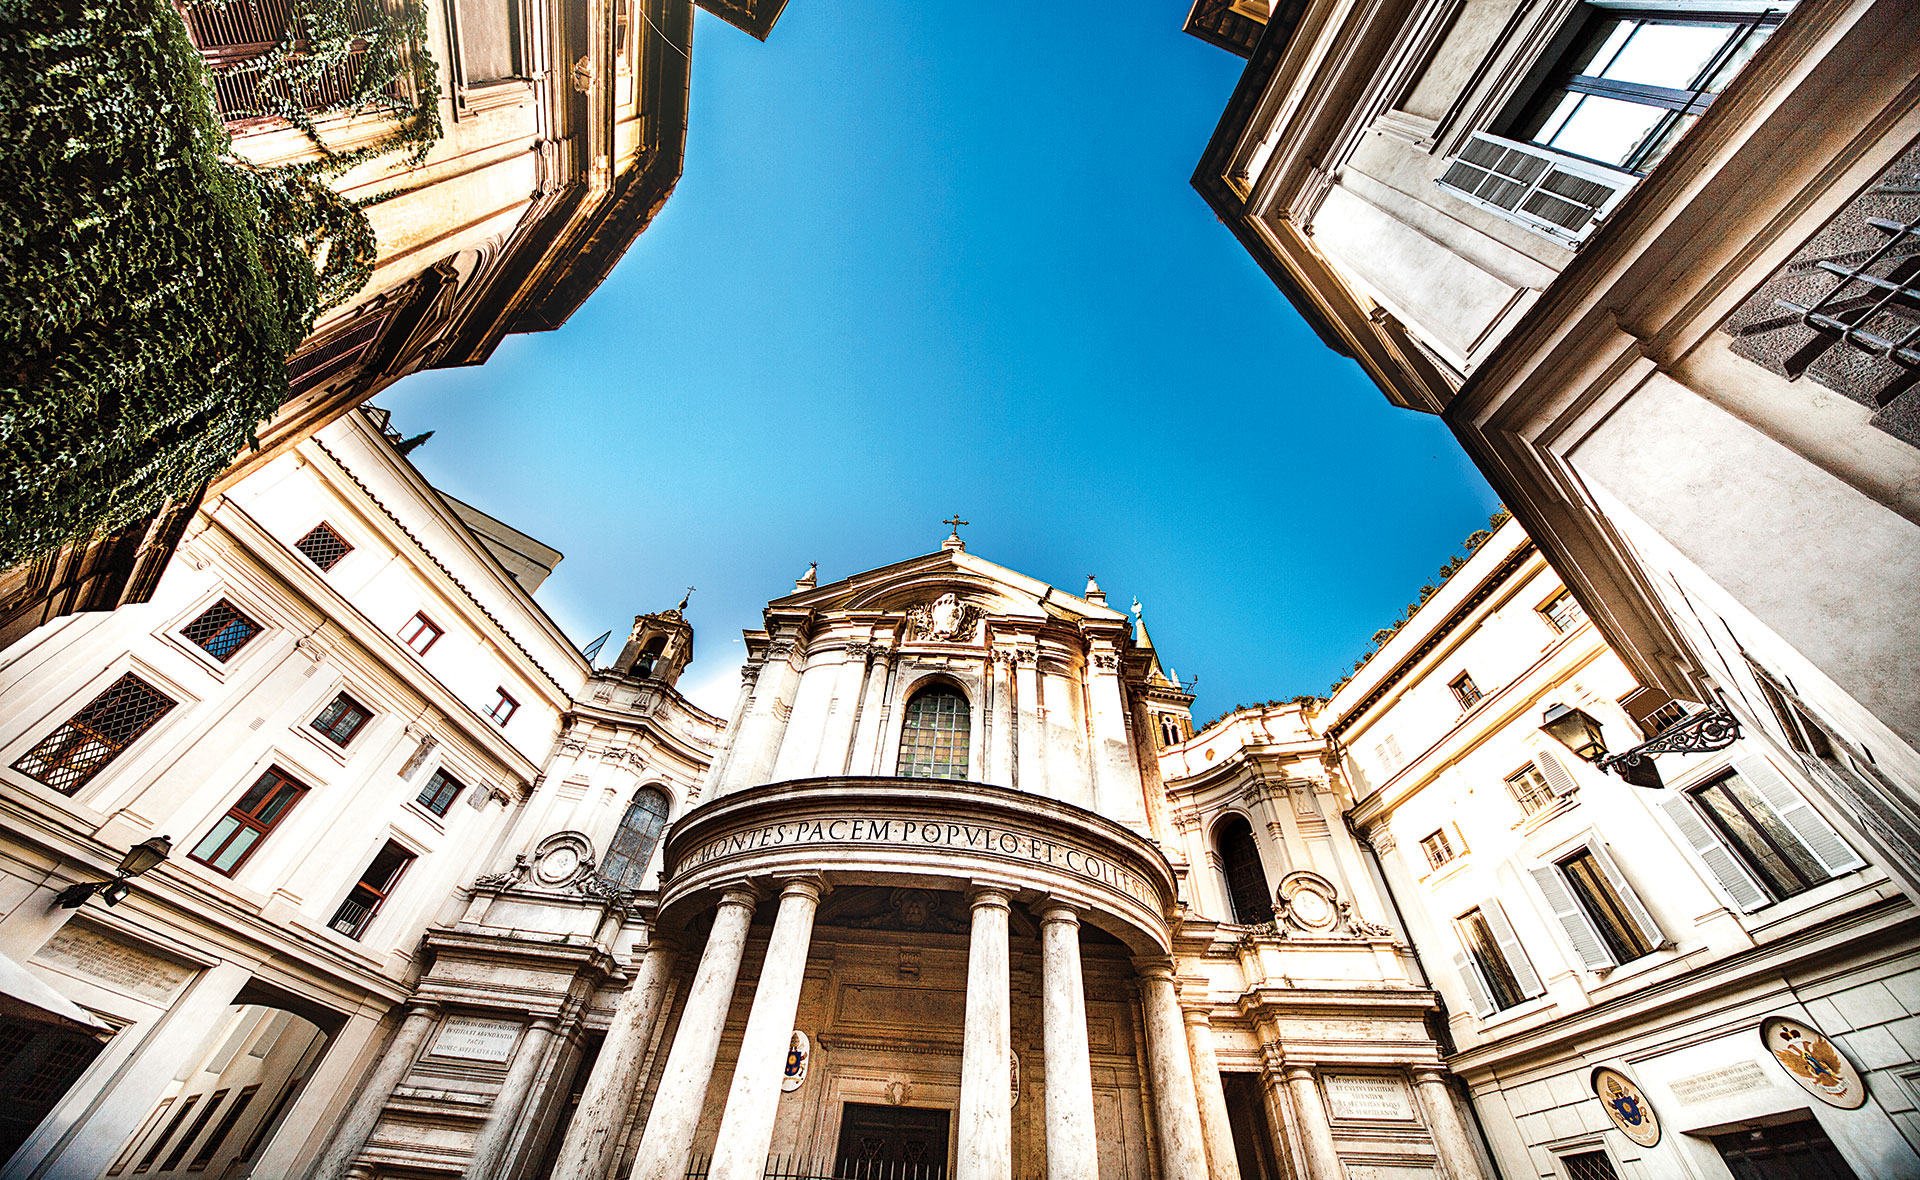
[0,0,438,569]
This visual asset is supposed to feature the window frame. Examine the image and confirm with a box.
[1420,828,1458,870]
[10,671,179,796]
[1449,672,1483,710]
[485,688,519,727]
[443,0,532,117]
[1215,814,1274,924]
[894,683,971,781]
[1529,840,1664,970]
[310,692,373,747]
[398,612,443,655]
[188,767,309,876]
[180,599,265,663]
[327,839,416,940]
[1505,763,1556,815]
[415,767,465,817]
[599,786,672,889]
[1662,757,1865,911]
[1452,902,1543,1015]
[1539,589,1586,634]
[293,522,353,571]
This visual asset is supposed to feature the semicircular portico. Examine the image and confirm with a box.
[659,777,1178,952]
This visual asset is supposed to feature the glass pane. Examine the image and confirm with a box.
[194,817,241,862]
[1461,911,1524,1010]
[457,0,518,83]
[1540,91,1669,168]
[1594,20,1735,89]
[1695,784,1802,896]
[1568,19,1636,78]
[1722,774,1830,886]
[1703,23,1774,93]
[214,827,260,872]
[1560,851,1651,961]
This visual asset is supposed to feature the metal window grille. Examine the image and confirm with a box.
[416,769,465,816]
[1437,132,1635,243]
[294,523,352,570]
[327,841,413,938]
[13,1037,97,1102]
[1450,674,1482,709]
[181,0,404,124]
[0,1023,34,1070]
[1561,1150,1620,1180]
[181,600,263,662]
[311,693,371,745]
[895,688,969,780]
[600,788,670,888]
[1506,765,1554,814]
[12,674,177,795]
[685,1154,948,1179]
[1421,830,1456,869]
[1218,816,1273,923]
[1722,140,1920,448]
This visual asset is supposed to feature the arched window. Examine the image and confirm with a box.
[895,686,970,780]
[1216,815,1272,924]
[1159,715,1184,748]
[600,787,670,888]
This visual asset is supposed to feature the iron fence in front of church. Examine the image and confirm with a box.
[684,1152,947,1179]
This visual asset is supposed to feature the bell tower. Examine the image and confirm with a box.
[613,595,695,686]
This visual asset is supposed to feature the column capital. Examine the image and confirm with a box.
[1131,956,1177,984]
[1036,897,1083,926]
[403,999,442,1021]
[775,873,830,903]
[1282,1064,1317,1084]
[966,883,1015,911]
[715,881,761,912]
[1182,1006,1213,1028]
[1410,1065,1451,1085]
[528,1016,559,1033]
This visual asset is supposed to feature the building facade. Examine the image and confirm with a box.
[1185,0,1920,912]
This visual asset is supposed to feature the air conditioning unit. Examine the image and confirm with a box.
[1437,132,1637,245]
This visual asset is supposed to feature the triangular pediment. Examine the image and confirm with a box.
[768,549,1129,626]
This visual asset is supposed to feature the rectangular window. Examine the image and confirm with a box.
[110,1098,174,1176]
[1559,848,1656,963]
[310,693,372,746]
[415,768,464,817]
[453,0,522,85]
[398,612,442,655]
[294,523,352,571]
[485,688,518,727]
[135,1094,199,1173]
[1560,1150,1620,1180]
[181,600,263,662]
[1540,590,1586,634]
[161,1090,227,1172]
[1452,904,1542,1014]
[189,768,308,875]
[328,841,415,939]
[11,673,177,795]
[1506,764,1555,814]
[1621,687,1689,738]
[1670,759,1865,909]
[1420,829,1457,870]
[188,1084,258,1171]
[1375,733,1404,772]
[1450,673,1483,710]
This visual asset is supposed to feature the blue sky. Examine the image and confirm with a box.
[381,1,1498,722]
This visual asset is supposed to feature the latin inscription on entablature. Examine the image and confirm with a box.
[678,815,1158,909]
[1324,1073,1416,1121]
[33,923,195,1004]
[430,1015,521,1063]
[835,983,966,1032]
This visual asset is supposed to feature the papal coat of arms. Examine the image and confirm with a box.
[1592,1067,1662,1147]
[1763,1016,1867,1109]
[908,593,982,642]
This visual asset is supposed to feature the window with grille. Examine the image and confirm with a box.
[1665,760,1865,911]
[190,768,308,874]
[294,523,352,571]
[135,1095,199,1173]
[415,768,465,817]
[1421,829,1458,870]
[1506,764,1555,814]
[14,1036,98,1102]
[600,787,671,888]
[180,0,404,124]
[1453,904,1542,1014]
[188,1084,258,1172]
[399,612,442,655]
[181,600,263,662]
[485,688,519,727]
[1216,815,1273,924]
[1560,1150,1620,1180]
[310,693,372,746]
[1540,590,1586,634]
[1449,673,1483,710]
[12,673,177,795]
[895,686,969,780]
[328,841,414,938]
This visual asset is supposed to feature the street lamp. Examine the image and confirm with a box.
[55,836,172,909]
[1539,704,1609,763]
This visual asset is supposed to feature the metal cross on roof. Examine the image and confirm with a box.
[943,514,968,535]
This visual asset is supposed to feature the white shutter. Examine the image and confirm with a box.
[1529,865,1615,969]
[1481,901,1545,997]
[1733,755,1866,877]
[1452,948,1496,1018]
[1588,841,1665,949]
[1534,748,1580,797]
[1660,795,1771,913]
[1437,132,1636,244]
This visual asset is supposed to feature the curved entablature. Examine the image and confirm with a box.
[659,776,1180,952]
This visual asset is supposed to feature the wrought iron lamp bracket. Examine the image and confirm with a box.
[1598,704,1741,783]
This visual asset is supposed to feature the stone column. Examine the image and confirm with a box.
[1183,1009,1243,1180]
[956,887,1012,1180]
[1038,902,1097,1180]
[1413,1067,1486,1180]
[709,878,826,1180]
[630,887,759,1180]
[1136,960,1209,1180]
[813,647,872,776]
[548,940,681,1180]
[1284,1066,1344,1180]
[309,1001,440,1180]
[468,1017,557,1180]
